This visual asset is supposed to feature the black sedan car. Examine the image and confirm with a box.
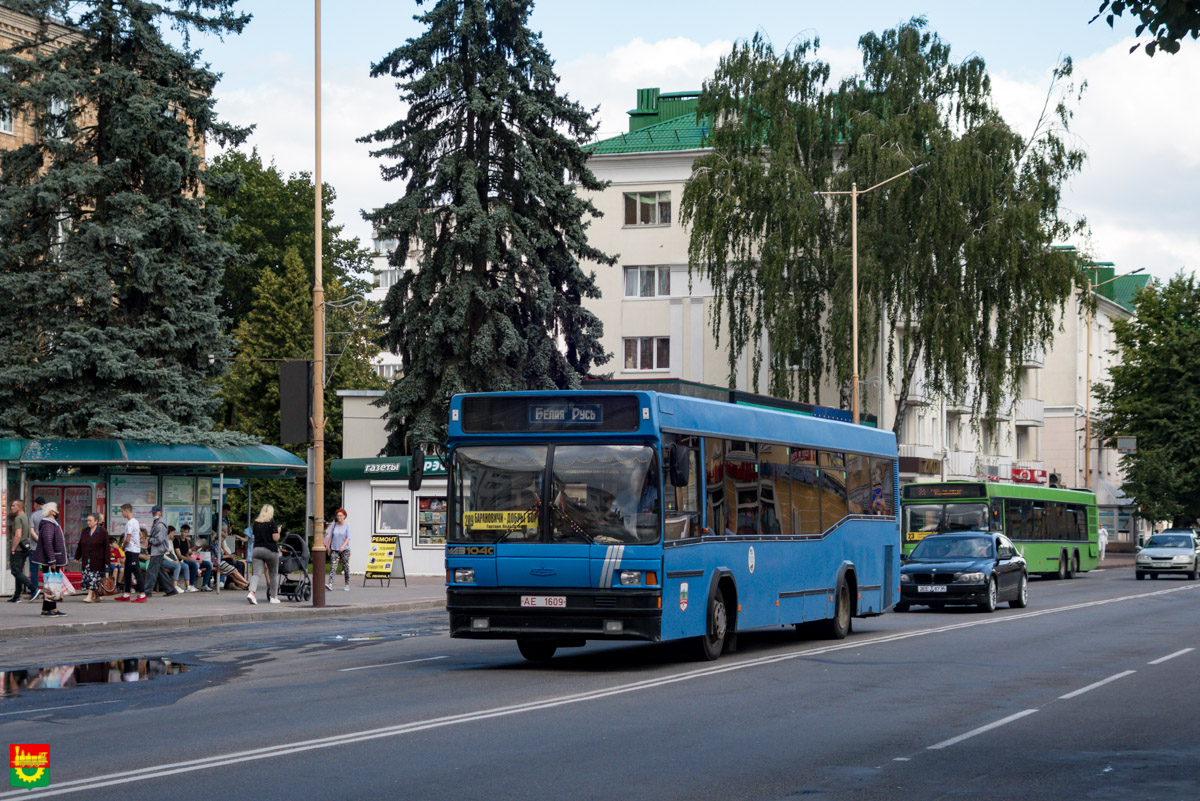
[897,531,1028,613]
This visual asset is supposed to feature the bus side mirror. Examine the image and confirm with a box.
[409,447,425,491]
[667,443,690,487]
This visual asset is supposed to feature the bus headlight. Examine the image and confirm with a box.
[955,572,985,584]
[454,568,475,584]
[619,570,642,586]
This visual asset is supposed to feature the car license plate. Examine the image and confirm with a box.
[917,585,947,593]
[520,595,566,608]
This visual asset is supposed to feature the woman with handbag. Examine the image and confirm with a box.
[31,501,68,617]
[75,514,109,603]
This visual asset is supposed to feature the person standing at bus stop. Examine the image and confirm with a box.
[116,504,147,603]
[7,499,36,602]
[1099,525,1109,562]
[247,504,281,605]
[324,509,352,592]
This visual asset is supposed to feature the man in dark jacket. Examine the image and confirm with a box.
[146,507,178,597]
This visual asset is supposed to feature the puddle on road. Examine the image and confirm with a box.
[1,658,192,698]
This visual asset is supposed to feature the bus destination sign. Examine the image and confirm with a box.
[902,483,987,500]
[528,403,602,426]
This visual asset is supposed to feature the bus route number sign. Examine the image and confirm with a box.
[528,403,603,426]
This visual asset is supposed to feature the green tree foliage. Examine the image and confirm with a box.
[361,0,612,453]
[205,149,373,328]
[680,19,1088,434]
[0,0,250,444]
[1092,1,1200,55]
[220,248,384,531]
[1094,275,1200,527]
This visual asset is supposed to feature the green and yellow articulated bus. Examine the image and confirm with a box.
[901,482,1099,578]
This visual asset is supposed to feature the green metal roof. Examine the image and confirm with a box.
[589,112,710,155]
[1085,264,1151,314]
[330,455,447,483]
[3,437,306,477]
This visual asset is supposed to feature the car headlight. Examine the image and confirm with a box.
[900,573,913,583]
[1136,555,1151,563]
[955,572,986,584]
[1175,555,1192,563]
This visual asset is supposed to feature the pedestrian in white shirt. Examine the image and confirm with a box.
[116,503,147,602]
[1098,526,1109,562]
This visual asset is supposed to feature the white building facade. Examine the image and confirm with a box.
[581,89,1146,519]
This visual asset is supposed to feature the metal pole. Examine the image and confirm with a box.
[851,183,859,425]
[1084,281,1092,490]
[311,0,326,608]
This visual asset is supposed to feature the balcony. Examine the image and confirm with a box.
[944,450,977,479]
[899,362,935,406]
[1014,397,1045,427]
[899,443,936,460]
[946,382,978,414]
[1021,344,1045,368]
[979,455,1013,481]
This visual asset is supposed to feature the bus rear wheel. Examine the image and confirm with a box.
[1057,552,1069,580]
[823,582,851,640]
[695,587,728,661]
[517,640,557,662]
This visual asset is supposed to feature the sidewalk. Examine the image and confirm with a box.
[0,576,447,641]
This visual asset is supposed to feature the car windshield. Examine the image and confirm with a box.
[1146,535,1192,549]
[911,535,994,560]
[452,444,660,545]
[905,503,989,535]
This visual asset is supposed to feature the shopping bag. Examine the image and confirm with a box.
[43,571,64,601]
[60,573,76,597]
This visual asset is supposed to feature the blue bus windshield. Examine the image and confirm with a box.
[453,444,661,545]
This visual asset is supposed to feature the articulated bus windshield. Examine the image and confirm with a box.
[453,444,660,545]
[903,502,989,544]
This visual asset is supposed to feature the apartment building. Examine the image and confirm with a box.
[581,89,1148,531]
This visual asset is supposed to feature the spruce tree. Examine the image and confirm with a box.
[362,0,612,454]
[0,0,250,443]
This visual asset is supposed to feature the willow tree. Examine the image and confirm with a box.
[362,0,612,454]
[680,18,1089,434]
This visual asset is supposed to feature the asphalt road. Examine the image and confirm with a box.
[2,565,1198,801]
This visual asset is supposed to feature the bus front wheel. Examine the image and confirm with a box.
[1057,552,1069,580]
[517,640,557,662]
[823,582,851,640]
[695,587,728,661]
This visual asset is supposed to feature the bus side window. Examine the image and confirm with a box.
[846,454,871,515]
[819,451,848,528]
[869,457,895,518]
[726,440,758,535]
[789,448,821,535]
[759,444,785,535]
[664,434,700,540]
[703,438,725,536]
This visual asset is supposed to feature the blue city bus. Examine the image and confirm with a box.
[436,390,900,661]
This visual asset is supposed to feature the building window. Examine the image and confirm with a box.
[623,336,670,371]
[376,363,399,380]
[624,191,671,226]
[0,65,12,135]
[378,268,404,290]
[624,266,670,298]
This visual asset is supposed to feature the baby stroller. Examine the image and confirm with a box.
[277,532,312,602]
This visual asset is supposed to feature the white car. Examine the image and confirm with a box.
[1135,530,1200,580]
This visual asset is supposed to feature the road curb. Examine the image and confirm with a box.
[0,598,446,642]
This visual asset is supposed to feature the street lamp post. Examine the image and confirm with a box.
[1083,267,1144,490]
[815,163,926,424]
[311,0,326,608]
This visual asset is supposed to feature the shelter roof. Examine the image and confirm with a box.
[1,438,306,478]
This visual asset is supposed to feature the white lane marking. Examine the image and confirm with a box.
[1148,647,1194,665]
[1059,669,1137,700]
[0,700,120,718]
[2,581,1195,800]
[893,757,911,762]
[927,709,1039,750]
[338,656,448,673]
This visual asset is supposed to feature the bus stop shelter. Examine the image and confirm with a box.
[0,437,307,596]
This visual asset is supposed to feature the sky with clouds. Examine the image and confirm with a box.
[197,1,1198,283]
